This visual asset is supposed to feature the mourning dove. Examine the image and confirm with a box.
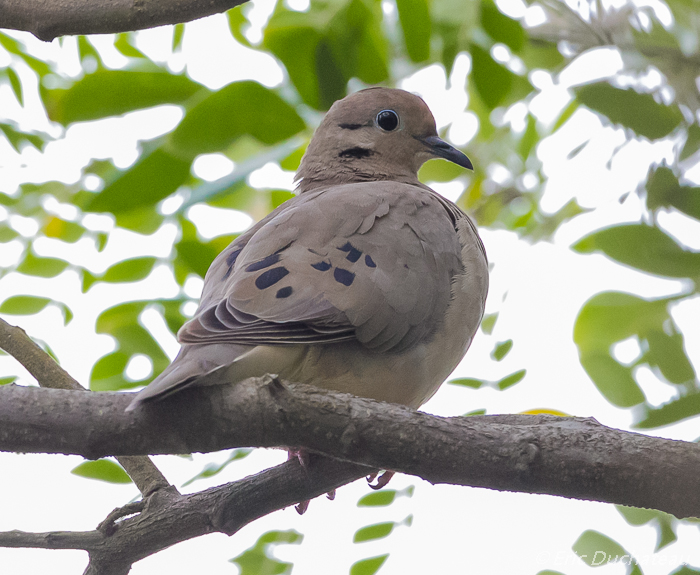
[128,87,488,417]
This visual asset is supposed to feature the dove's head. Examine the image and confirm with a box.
[296,87,472,193]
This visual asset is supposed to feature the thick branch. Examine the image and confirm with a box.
[0,0,249,42]
[0,318,168,497]
[1,380,698,519]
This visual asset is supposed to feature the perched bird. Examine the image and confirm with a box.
[128,87,488,489]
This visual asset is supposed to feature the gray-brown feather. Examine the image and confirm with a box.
[179,181,462,353]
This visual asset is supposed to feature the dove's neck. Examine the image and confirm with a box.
[295,140,421,193]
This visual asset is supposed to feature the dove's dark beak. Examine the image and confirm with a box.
[423,136,473,170]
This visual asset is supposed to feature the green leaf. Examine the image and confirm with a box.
[16,251,70,278]
[518,114,538,160]
[43,69,206,125]
[114,34,147,59]
[91,300,174,390]
[584,355,639,410]
[0,295,73,325]
[552,98,579,133]
[0,376,17,385]
[354,522,395,543]
[357,491,395,507]
[646,165,700,221]
[230,530,302,575]
[573,224,700,278]
[172,23,185,51]
[0,32,51,76]
[573,530,626,566]
[573,530,642,574]
[264,0,389,110]
[6,66,23,105]
[0,223,19,242]
[71,459,132,484]
[491,339,513,361]
[90,351,129,391]
[520,38,565,70]
[181,137,304,210]
[43,216,85,243]
[0,122,47,152]
[680,123,700,161]
[227,7,253,48]
[634,391,700,429]
[0,295,51,315]
[101,257,158,284]
[645,164,680,211]
[449,377,485,389]
[350,554,389,575]
[574,292,671,352]
[645,329,694,384]
[357,485,413,507]
[497,369,526,390]
[396,0,431,63]
[77,36,102,65]
[418,158,466,183]
[469,43,514,110]
[575,83,683,140]
[616,505,678,551]
[169,81,305,158]
[85,258,158,291]
[181,449,253,486]
[573,292,675,408]
[480,0,525,52]
[87,147,191,214]
[175,218,237,278]
[480,312,498,334]
[449,369,525,391]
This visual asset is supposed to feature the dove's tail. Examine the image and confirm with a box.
[125,344,305,411]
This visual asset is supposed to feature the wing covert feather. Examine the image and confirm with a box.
[178,182,463,353]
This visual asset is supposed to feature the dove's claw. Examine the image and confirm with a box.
[367,470,395,490]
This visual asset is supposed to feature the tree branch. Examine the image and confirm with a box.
[0,0,249,42]
[1,379,698,519]
[0,318,169,497]
[0,456,367,573]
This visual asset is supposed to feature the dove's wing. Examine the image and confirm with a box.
[178,181,463,354]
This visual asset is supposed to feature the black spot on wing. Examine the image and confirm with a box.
[334,267,355,286]
[255,267,289,289]
[365,255,376,268]
[311,261,332,272]
[339,147,373,159]
[338,242,362,263]
[223,247,243,279]
[245,253,281,272]
[276,286,293,298]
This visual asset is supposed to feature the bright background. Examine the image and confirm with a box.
[1,0,699,573]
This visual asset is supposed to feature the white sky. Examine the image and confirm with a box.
[1,1,699,574]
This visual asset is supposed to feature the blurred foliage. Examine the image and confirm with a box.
[1,0,700,572]
[71,459,133,484]
[229,529,302,575]
[572,529,642,575]
[181,448,252,486]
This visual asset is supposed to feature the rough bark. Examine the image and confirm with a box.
[0,0,249,42]
[1,380,699,520]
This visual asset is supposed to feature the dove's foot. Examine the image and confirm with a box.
[367,470,395,490]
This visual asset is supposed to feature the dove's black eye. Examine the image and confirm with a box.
[376,110,399,132]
